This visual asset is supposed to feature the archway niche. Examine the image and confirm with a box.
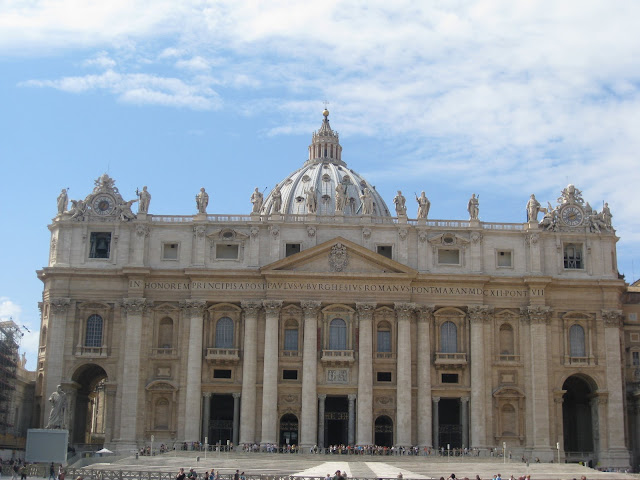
[562,375,597,453]
[279,413,298,447]
[71,364,108,445]
[374,415,393,447]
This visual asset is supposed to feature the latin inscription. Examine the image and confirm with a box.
[129,280,543,297]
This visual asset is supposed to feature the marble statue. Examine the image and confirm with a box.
[56,189,68,215]
[196,188,209,214]
[69,199,86,220]
[335,183,347,213]
[467,193,479,220]
[46,385,67,429]
[416,191,430,219]
[602,202,612,228]
[117,199,137,221]
[306,187,318,214]
[137,186,151,214]
[526,194,541,222]
[540,202,557,231]
[251,187,264,214]
[271,185,282,213]
[393,191,406,216]
[360,188,374,215]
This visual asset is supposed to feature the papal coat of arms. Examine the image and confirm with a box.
[329,243,348,272]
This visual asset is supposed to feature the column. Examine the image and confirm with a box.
[348,394,356,445]
[44,298,70,428]
[202,393,211,443]
[525,306,553,459]
[395,302,414,446]
[318,394,326,448]
[356,302,376,445]
[461,396,469,448]
[118,297,149,446]
[468,305,490,449]
[300,301,322,448]
[261,300,282,445]
[181,299,206,442]
[239,301,261,445]
[232,393,241,446]
[104,383,117,444]
[432,397,440,450]
[602,310,631,465]
[416,305,434,447]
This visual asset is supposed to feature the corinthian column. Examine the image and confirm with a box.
[602,310,630,463]
[395,302,414,447]
[261,300,283,445]
[181,299,206,442]
[239,301,261,445]
[300,300,322,448]
[356,302,376,445]
[44,298,70,428]
[118,297,149,446]
[416,305,434,447]
[468,305,491,449]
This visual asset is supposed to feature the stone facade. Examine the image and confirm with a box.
[37,111,632,468]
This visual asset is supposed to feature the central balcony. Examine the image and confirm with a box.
[434,352,467,369]
[321,349,355,366]
[205,347,240,365]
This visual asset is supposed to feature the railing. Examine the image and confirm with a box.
[566,355,593,365]
[151,215,193,223]
[434,352,467,363]
[150,348,176,356]
[68,471,405,480]
[321,349,355,363]
[495,354,521,363]
[482,222,524,231]
[376,352,396,359]
[205,348,240,364]
[77,346,107,357]
[281,350,301,357]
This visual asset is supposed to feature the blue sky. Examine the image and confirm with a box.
[1,1,639,370]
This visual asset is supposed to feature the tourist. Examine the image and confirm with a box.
[49,464,55,480]
[176,468,186,480]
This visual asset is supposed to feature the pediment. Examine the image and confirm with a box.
[262,237,416,276]
[428,232,470,246]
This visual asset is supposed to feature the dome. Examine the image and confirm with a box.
[262,113,391,217]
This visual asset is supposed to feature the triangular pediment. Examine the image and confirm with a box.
[262,237,416,276]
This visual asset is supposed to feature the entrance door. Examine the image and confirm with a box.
[439,398,462,449]
[324,396,348,445]
[563,376,595,453]
[374,415,393,446]
[209,394,234,445]
[279,413,299,446]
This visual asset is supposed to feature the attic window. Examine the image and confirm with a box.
[286,243,301,257]
[377,245,392,259]
[216,244,239,260]
[438,249,460,265]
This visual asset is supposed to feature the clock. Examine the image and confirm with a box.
[560,205,584,227]
[92,194,115,215]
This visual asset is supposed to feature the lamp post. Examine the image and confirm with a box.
[447,444,450,461]
[557,441,560,464]
[205,437,208,460]
[503,442,506,465]
[151,434,154,457]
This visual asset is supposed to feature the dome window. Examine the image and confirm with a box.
[322,174,331,182]
[302,175,311,182]
[295,196,304,203]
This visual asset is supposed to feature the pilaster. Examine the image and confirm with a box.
[232,393,241,446]
[192,225,206,266]
[180,299,206,442]
[202,393,212,443]
[261,300,283,445]
[300,301,322,448]
[348,393,356,446]
[432,397,440,450]
[318,394,326,448]
[356,302,376,445]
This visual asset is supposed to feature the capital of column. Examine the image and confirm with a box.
[394,302,415,321]
[415,304,435,323]
[241,300,262,317]
[203,392,212,399]
[180,299,207,316]
[602,309,623,327]
[122,297,150,315]
[461,396,469,404]
[263,300,283,316]
[348,393,357,401]
[49,297,71,314]
[432,396,440,403]
[356,302,376,321]
[232,392,241,399]
[301,300,322,317]
[318,394,327,401]
[467,305,493,323]
[525,305,551,324]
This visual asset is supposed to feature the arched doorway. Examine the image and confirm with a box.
[279,413,298,446]
[71,364,108,445]
[563,375,596,454]
[374,415,393,447]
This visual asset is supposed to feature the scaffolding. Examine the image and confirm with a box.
[0,320,21,434]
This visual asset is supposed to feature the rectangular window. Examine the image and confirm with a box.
[377,245,392,259]
[631,333,640,342]
[377,372,392,382]
[216,244,239,260]
[564,243,583,269]
[438,249,460,265]
[213,369,232,379]
[630,313,638,322]
[89,232,111,259]
[442,373,459,384]
[285,243,301,257]
[284,329,299,351]
[633,352,640,366]
[162,243,179,260]
[282,369,298,380]
[377,330,391,353]
[497,250,512,268]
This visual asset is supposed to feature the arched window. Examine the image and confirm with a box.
[377,322,391,353]
[85,314,103,347]
[215,317,234,348]
[440,321,457,353]
[329,318,347,350]
[499,324,514,355]
[569,324,586,357]
[158,317,174,348]
[284,320,299,351]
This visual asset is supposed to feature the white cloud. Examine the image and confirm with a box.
[83,51,116,69]
[175,56,210,72]
[0,297,21,321]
